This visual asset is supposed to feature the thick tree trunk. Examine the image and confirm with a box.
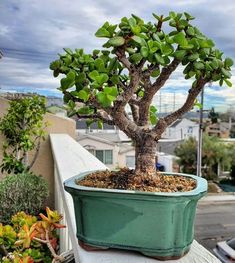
[135,137,157,175]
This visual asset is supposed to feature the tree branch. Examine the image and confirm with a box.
[152,77,208,140]
[138,59,180,126]
[115,48,132,71]
[75,112,114,125]
[29,137,41,169]
[130,104,139,123]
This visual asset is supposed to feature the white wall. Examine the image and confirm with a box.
[164,119,199,141]
[77,137,119,169]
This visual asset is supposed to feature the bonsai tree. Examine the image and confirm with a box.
[0,96,47,174]
[50,12,233,176]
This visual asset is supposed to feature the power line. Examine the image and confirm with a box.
[0,47,56,57]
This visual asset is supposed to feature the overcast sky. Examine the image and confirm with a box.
[0,0,235,112]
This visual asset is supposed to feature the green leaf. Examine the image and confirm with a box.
[154,53,165,65]
[131,25,141,35]
[96,92,112,107]
[110,75,119,85]
[150,105,158,113]
[129,53,142,64]
[224,57,234,68]
[184,12,195,20]
[180,44,194,50]
[194,62,204,70]
[219,79,223,86]
[173,50,187,60]
[77,106,94,115]
[60,71,75,90]
[210,59,219,69]
[94,58,105,71]
[150,69,160,77]
[95,28,111,38]
[150,114,158,125]
[107,57,117,72]
[104,86,118,97]
[107,36,125,46]
[161,43,173,56]
[126,47,136,54]
[77,90,90,102]
[224,79,232,87]
[63,48,73,55]
[97,120,103,129]
[149,105,158,125]
[96,73,109,85]
[93,49,100,56]
[137,90,144,97]
[152,13,161,20]
[186,27,195,36]
[128,17,136,27]
[199,39,214,48]
[131,35,146,46]
[140,46,149,57]
[76,72,86,83]
[221,68,232,78]
[50,60,61,70]
[187,53,199,61]
[194,99,202,109]
[169,11,176,19]
[173,32,188,46]
[88,70,99,81]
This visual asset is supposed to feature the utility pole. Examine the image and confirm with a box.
[159,92,162,114]
[197,87,204,177]
[173,92,176,112]
[197,82,212,177]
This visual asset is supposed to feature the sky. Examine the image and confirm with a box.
[0,0,235,112]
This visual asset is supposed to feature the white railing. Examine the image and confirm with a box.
[50,133,221,263]
[50,134,106,263]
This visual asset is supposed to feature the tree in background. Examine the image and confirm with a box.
[175,135,229,179]
[230,125,235,138]
[208,107,219,124]
[50,12,233,176]
[0,96,47,174]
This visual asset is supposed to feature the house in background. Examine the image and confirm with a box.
[205,122,230,138]
[163,118,199,141]
[77,132,134,170]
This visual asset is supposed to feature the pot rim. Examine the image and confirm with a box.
[64,170,208,197]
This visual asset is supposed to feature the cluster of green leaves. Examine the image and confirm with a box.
[0,96,47,174]
[0,209,64,263]
[0,172,49,224]
[50,48,122,109]
[50,12,233,126]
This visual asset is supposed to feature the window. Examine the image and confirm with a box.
[95,150,113,164]
[188,126,193,133]
[126,155,135,168]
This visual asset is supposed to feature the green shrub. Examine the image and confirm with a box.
[0,172,49,224]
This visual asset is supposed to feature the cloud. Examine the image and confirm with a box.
[0,0,234,112]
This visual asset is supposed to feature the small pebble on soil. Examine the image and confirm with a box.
[76,168,196,192]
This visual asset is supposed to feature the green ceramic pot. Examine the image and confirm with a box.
[64,172,207,260]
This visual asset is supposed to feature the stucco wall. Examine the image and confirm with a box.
[0,97,76,208]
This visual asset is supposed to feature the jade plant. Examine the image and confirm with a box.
[0,208,66,263]
[50,11,233,176]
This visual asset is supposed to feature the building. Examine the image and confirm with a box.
[163,118,199,141]
[77,133,135,170]
[205,122,230,138]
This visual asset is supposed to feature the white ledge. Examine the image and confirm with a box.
[50,134,220,263]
